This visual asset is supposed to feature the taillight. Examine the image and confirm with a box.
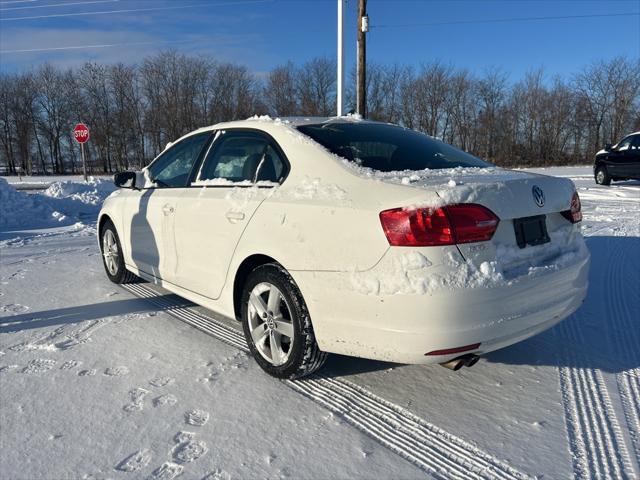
[379,204,499,247]
[561,191,582,223]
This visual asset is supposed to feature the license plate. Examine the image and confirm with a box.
[513,215,550,249]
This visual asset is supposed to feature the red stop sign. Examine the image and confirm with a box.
[73,123,90,144]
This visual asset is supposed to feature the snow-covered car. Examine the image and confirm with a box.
[594,131,640,185]
[98,117,590,378]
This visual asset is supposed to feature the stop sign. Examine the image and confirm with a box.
[73,123,90,144]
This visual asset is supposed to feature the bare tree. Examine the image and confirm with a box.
[297,57,335,116]
[264,62,298,116]
[1,51,638,174]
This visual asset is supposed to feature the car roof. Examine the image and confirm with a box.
[207,115,384,130]
[169,115,400,151]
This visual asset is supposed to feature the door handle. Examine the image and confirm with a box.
[225,211,245,222]
[162,204,174,216]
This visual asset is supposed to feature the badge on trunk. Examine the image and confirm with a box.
[532,185,545,207]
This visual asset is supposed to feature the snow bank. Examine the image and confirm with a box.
[0,178,66,229]
[0,177,116,230]
[42,177,116,220]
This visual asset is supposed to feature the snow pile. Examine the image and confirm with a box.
[192,178,278,187]
[351,224,589,296]
[287,176,348,201]
[0,176,116,230]
[42,177,116,219]
[0,178,66,229]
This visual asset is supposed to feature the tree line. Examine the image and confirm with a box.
[0,50,638,175]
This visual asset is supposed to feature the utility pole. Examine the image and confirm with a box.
[337,0,345,116]
[357,0,368,118]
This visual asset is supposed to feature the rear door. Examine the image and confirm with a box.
[123,132,211,280]
[173,129,287,299]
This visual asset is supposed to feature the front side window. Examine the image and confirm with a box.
[297,122,491,172]
[629,134,640,150]
[617,136,633,151]
[147,133,211,187]
[197,131,286,183]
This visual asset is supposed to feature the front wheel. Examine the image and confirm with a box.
[241,264,327,379]
[100,219,138,284]
[595,166,611,186]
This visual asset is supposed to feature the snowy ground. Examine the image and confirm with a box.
[1,167,639,480]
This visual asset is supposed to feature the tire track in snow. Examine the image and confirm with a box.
[557,235,635,478]
[122,282,532,480]
[607,237,640,465]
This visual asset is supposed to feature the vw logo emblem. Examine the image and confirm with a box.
[532,185,545,207]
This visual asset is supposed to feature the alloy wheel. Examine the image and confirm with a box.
[102,229,119,276]
[247,282,295,366]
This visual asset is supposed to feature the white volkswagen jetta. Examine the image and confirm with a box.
[98,117,590,378]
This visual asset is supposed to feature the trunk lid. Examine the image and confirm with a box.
[389,167,584,278]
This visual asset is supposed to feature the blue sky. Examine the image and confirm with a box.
[1,0,638,81]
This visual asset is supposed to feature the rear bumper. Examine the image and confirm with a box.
[290,249,590,364]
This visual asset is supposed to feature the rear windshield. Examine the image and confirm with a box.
[297,122,491,172]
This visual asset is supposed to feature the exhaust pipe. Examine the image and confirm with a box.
[440,354,480,371]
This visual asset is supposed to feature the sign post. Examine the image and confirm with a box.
[73,123,90,181]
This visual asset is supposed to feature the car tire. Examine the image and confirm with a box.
[100,219,138,284]
[595,166,611,186]
[241,264,327,379]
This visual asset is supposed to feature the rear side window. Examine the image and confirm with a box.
[148,133,211,187]
[297,122,491,172]
[197,131,286,183]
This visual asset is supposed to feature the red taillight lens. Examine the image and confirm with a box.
[379,207,454,246]
[446,204,500,244]
[379,204,499,247]
[561,191,582,223]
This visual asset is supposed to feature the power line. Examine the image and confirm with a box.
[0,0,38,5]
[372,12,640,29]
[0,39,194,54]
[0,0,119,12]
[0,0,272,21]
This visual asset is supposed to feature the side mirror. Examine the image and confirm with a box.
[604,143,613,152]
[114,171,137,189]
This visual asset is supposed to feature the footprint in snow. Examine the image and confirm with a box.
[22,358,56,374]
[172,439,208,464]
[174,431,195,444]
[60,360,81,370]
[116,449,153,472]
[153,394,178,407]
[0,303,29,314]
[202,469,232,480]
[104,366,129,376]
[185,409,209,426]
[147,462,183,480]
[78,369,96,377]
[149,377,175,387]
[123,388,150,412]
[171,431,207,464]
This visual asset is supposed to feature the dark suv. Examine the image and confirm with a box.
[594,132,640,185]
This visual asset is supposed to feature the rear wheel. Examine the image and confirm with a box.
[101,220,138,284]
[595,166,611,186]
[241,264,327,379]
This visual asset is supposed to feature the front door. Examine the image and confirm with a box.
[174,129,287,299]
[123,132,212,281]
